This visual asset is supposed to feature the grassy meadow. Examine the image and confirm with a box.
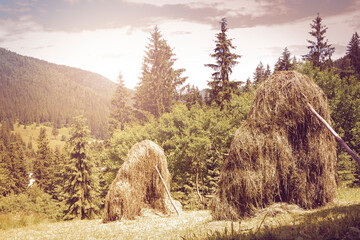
[12,123,70,151]
[0,187,359,240]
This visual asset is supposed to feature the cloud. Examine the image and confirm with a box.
[0,0,358,34]
[29,44,54,50]
[62,0,80,4]
[349,14,360,30]
[170,31,192,35]
[0,15,42,43]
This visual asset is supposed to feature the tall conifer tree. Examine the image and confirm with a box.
[109,73,132,134]
[205,18,241,109]
[303,13,335,69]
[0,129,28,196]
[63,116,98,220]
[34,128,53,193]
[346,32,360,76]
[135,26,186,119]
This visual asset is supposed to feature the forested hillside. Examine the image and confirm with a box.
[0,48,116,138]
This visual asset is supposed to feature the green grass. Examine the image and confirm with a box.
[12,122,70,150]
[338,186,360,203]
[0,212,49,231]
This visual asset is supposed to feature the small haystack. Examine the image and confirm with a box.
[212,71,338,220]
[103,140,177,222]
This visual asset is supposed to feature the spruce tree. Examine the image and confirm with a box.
[0,131,28,196]
[52,147,66,200]
[274,47,294,71]
[0,141,10,196]
[205,18,241,109]
[135,26,186,119]
[346,32,360,76]
[63,116,98,220]
[303,13,335,69]
[8,134,28,194]
[253,62,266,87]
[180,84,204,109]
[34,128,53,193]
[265,64,271,79]
[109,73,133,134]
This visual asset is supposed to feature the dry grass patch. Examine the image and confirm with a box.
[0,211,211,240]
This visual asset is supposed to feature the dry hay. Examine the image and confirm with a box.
[212,71,338,220]
[103,140,178,222]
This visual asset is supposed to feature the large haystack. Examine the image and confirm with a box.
[212,71,337,220]
[103,140,174,222]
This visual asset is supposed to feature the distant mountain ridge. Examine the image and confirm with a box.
[0,48,117,138]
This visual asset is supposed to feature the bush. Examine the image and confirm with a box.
[0,186,65,222]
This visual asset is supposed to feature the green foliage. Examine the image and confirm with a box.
[105,91,254,208]
[180,84,204,109]
[134,26,186,119]
[205,18,241,109]
[62,116,99,220]
[297,62,360,186]
[0,48,115,139]
[0,186,65,221]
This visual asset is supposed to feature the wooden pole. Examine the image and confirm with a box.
[155,166,180,216]
[307,103,360,166]
[196,161,206,208]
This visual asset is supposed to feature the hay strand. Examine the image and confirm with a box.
[212,71,338,220]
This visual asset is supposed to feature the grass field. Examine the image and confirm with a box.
[12,123,70,151]
[0,187,359,240]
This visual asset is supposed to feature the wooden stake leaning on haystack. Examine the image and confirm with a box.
[155,166,180,216]
[307,103,360,166]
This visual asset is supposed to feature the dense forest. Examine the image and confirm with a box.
[0,14,359,222]
[0,48,119,139]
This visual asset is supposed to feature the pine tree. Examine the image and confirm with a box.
[0,141,10,196]
[8,134,28,194]
[0,130,28,196]
[303,13,335,69]
[274,47,294,71]
[52,147,66,201]
[63,116,98,220]
[242,78,253,93]
[33,128,53,193]
[253,62,266,87]
[265,64,271,79]
[346,32,360,76]
[109,73,133,134]
[180,84,204,109]
[135,26,186,119]
[205,18,241,109]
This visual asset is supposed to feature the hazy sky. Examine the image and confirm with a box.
[1,0,359,89]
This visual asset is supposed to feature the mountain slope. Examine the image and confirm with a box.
[0,48,116,138]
